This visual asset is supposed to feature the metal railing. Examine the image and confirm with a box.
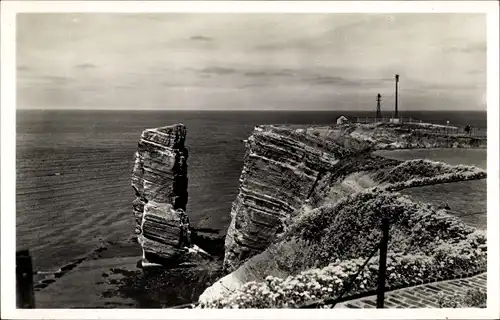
[299,217,390,309]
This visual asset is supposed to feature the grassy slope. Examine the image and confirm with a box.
[199,159,487,306]
[199,189,486,308]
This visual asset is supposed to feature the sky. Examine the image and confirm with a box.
[16,13,487,111]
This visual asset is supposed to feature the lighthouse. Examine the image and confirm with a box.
[376,93,382,120]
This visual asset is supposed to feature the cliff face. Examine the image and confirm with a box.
[131,124,190,264]
[222,122,487,274]
[223,125,353,271]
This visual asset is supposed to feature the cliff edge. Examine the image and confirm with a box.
[201,122,487,305]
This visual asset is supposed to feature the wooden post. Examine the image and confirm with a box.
[376,218,389,308]
[16,250,35,308]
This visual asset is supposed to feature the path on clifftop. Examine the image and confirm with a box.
[335,273,487,309]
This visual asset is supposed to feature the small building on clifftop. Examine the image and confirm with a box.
[336,115,349,125]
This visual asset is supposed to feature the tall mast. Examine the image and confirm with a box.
[394,74,399,118]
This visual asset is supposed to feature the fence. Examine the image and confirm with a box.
[299,218,390,309]
[174,217,390,310]
[356,116,424,125]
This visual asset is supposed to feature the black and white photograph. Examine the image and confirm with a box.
[1,1,499,318]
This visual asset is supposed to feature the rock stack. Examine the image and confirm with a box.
[131,124,190,265]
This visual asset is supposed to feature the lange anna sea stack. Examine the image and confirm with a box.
[131,124,190,265]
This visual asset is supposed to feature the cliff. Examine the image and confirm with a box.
[223,125,356,271]
[131,124,194,265]
[224,122,482,271]
[200,122,487,305]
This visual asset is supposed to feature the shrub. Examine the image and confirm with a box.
[198,257,371,308]
[198,241,487,309]
[270,238,321,275]
[437,288,486,308]
[462,288,487,308]
[250,238,321,279]
[285,188,481,267]
[374,159,485,185]
[197,188,487,309]
[199,157,487,309]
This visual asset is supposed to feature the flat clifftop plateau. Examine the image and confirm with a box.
[204,123,487,304]
[310,122,487,150]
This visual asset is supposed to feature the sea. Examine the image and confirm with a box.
[15,110,487,272]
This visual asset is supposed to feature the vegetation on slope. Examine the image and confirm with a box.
[198,189,486,308]
[197,125,487,308]
[374,159,486,185]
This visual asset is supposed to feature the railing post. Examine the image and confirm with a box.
[16,250,35,308]
[376,218,389,308]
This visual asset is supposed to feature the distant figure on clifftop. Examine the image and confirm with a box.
[464,125,471,135]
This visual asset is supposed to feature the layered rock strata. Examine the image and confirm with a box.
[203,122,487,303]
[131,124,190,264]
[223,125,353,271]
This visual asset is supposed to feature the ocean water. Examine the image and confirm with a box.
[373,148,487,229]
[16,110,487,271]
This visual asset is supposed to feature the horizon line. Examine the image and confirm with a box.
[16,108,488,112]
